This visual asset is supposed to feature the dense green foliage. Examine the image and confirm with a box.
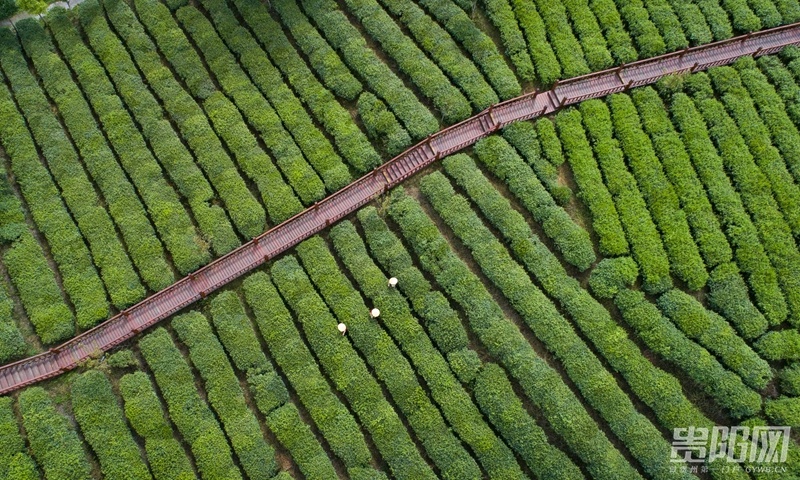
[475,136,595,270]
[357,93,412,156]
[632,87,732,269]
[118,372,195,480]
[71,370,151,480]
[0,397,37,480]
[581,99,672,293]
[104,0,268,236]
[502,121,571,204]
[271,255,437,480]
[78,0,240,256]
[387,188,639,480]
[242,272,377,474]
[299,236,486,479]
[657,289,771,389]
[139,328,242,480]
[588,257,639,298]
[0,25,145,309]
[615,289,762,418]
[609,93,707,290]
[421,170,685,479]
[666,90,786,326]
[556,109,629,256]
[19,387,91,480]
[173,312,278,480]
[44,10,208,278]
[4,2,800,477]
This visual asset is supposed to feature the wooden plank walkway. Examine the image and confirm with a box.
[1,22,800,395]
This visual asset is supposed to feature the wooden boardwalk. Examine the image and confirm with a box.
[1,22,800,395]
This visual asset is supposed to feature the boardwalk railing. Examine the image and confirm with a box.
[2,23,800,394]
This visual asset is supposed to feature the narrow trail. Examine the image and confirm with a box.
[1,22,799,395]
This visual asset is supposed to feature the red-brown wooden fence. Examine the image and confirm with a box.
[2,22,800,394]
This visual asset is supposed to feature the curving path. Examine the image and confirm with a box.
[1,23,800,395]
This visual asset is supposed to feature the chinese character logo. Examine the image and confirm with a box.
[671,426,790,464]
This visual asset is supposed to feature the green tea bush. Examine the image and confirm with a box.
[719,0,762,31]
[242,272,374,471]
[4,233,73,345]
[474,136,595,271]
[641,0,688,50]
[736,57,800,185]
[0,397,37,480]
[358,207,469,355]
[271,0,362,100]
[507,0,561,84]
[535,118,565,166]
[765,397,800,427]
[441,162,749,477]
[779,363,800,396]
[657,289,771,389]
[588,257,639,299]
[446,348,483,384]
[580,100,671,293]
[0,0,16,20]
[422,171,691,479]
[474,364,583,480]
[202,91,311,214]
[587,0,639,63]
[177,6,343,198]
[106,349,137,369]
[746,0,782,27]
[45,10,208,277]
[555,109,629,256]
[265,404,338,480]
[271,256,438,480]
[0,27,144,309]
[173,312,278,480]
[757,55,800,127]
[103,0,267,237]
[387,188,645,480]
[706,263,769,340]
[480,0,535,80]
[209,291,270,374]
[221,0,381,171]
[615,0,666,56]
[376,0,498,107]
[139,328,242,480]
[71,370,151,480]
[357,93,412,156]
[693,73,800,325]
[503,122,571,205]
[299,237,485,479]
[667,92,786,325]
[756,330,800,361]
[693,0,733,39]
[666,0,712,45]
[560,0,614,70]
[412,0,521,98]
[338,0,472,123]
[269,0,437,138]
[0,280,24,363]
[0,54,101,333]
[615,289,762,419]
[352,212,579,479]
[632,87,731,269]
[609,93,707,290]
[528,0,590,77]
[119,372,195,480]
[19,387,92,480]
[79,0,239,255]
[709,66,800,236]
